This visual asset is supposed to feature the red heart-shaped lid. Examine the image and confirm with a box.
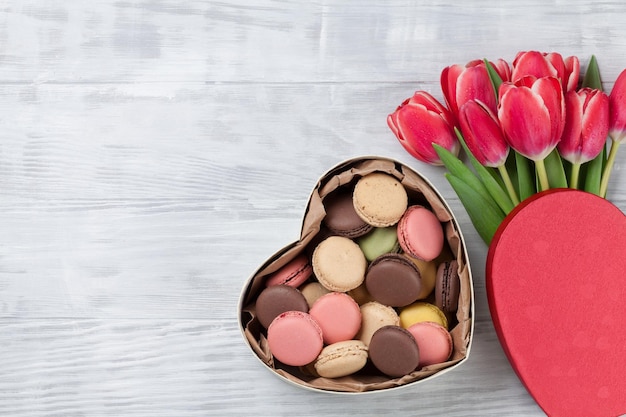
[487,189,626,417]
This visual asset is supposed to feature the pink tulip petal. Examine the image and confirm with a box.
[512,51,558,82]
[557,90,585,163]
[532,77,565,145]
[456,66,497,114]
[609,69,626,143]
[564,56,580,92]
[460,100,509,167]
[499,87,553,160]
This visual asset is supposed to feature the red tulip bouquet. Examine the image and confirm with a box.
[388,51,625,244]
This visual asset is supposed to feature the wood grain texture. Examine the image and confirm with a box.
[0,1,624,416]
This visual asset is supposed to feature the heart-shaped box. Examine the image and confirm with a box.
[487,189,626,416]
[238,157,475,393]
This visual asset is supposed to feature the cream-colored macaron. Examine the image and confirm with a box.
[299,281,331,308]
[312,236,367,292]
[314,340,369,378]
[353,173,408,227]
[356,301,400,346]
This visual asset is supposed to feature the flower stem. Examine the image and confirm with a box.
[599,140,622,198]
[535,157,550,192]
[497,164,520,205]
[570,163,581,190]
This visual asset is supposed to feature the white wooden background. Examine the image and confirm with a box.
[1,1,625,416]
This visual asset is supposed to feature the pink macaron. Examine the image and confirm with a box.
[309,292,362,344]
[265,253,312,288]
[267,311,323,366]
[397,205,444,262]
[407,321,453,368]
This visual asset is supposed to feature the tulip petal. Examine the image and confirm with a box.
[456,66,497,114]
[532,77,565,145]
[499,87,552,160]
[512,51,558,82]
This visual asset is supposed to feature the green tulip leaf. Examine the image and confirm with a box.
[580,55,607,196]
[484,58,504,106]
[433,143,494,205]
[445,173,505,245]
[583,145,606,196]
[582,55,602,91]
[544,148,568,188]
[515,151,535,201]
[454,128,515,214]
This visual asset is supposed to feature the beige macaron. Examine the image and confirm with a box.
[299,281,331,308]
[314,340,369,378]
[356,301,400,346]
[312,236,367,292]
[352,172,408,227]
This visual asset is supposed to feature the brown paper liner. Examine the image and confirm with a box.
[238,157,474,393]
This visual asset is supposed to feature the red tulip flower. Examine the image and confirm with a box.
[441,59,511,119]
[459,100,509,167]
[557,88,609,189]
[459,99,519,204]
[600,68,626,196]
[511,51,580,92]
[387,91,459,165]
[498,76,566,191]
[609,68,626,144]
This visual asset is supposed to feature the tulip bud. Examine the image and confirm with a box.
[558,88,609,165]
[498,76,565,161]
[458,100,509,167]
[609,68,626,143]
[600,68,626,196]
[512,51,580,92]
[441,59,510,119]
[499,76,566,192]
[387,91,460,165]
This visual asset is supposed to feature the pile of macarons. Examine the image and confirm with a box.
[254,172,461,379]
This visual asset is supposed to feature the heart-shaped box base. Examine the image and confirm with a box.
[487,189,626,416]
[239,157,475,393]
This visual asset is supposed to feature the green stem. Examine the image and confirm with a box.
[599,140,622,197]
[570,163,581,190]
[497,164,520,205]
[535,157,550,191]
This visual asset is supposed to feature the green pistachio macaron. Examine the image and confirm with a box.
[357,226,401,261]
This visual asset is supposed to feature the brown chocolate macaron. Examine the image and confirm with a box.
[368,325,420,377]
[255,285,309,328]
[435,260,460,313]
[323,187,374,238]
[365,253,422,307]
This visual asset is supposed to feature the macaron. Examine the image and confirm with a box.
[399,301,448,329]
[255,284,309,329]
[267,311,323,367]
[397,205,444,262]
[264,253,313,288]
[365,253,422,307]
[407,321,453,368]
[356,226,401,261]
[312,236,367,292]
[322,187,374,238]
[352,172,408,227]
[299,281,331,308]
[435,260,461,313]
[356,301,400,346]
[314,340,369,378]
[368,325,420,377]
[347,283,375,305]
[404,255,437,300]
[310,292,362,344]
